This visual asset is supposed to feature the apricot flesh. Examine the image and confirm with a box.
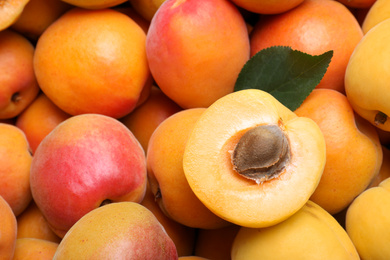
[183,89,326,228]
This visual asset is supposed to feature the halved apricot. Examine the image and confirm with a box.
[183,89,326,228]
[0,0,29,31]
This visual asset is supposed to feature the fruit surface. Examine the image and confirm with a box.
[53,202,178,259]
[121,86,182,153]
[231,200,360,259]
[183,89,326,228]
[16,201,62,243]
[0,0,29,30]
[13,238,58,260]
[147,108,231,229]
[0,29,40,119]
[33,7,150,118]
[250,0,363,93]
[0,123,32,216]
[229,0,304,14]
[362,0,390,33]
[60,0,127,9]
[345,18,390,132]
[146,0,250,108]
[346,178,390,259]
[295,89,383,214]
[141,182,196,257]
[11,0,71,40]
[15,93,71,154]
[0,195,17,260]
[30,114,147,238]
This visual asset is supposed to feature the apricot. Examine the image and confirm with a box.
[15,93,71,154]
[346,178,390,259]
[362,0,390,34]
[17,201,62,243]
[0,0,29,30]
[0,123,32,216]
[53,202,178,259]
[11,0,71,41]
[61,0,127,9]
[146,0,250,109]
[141,182,196,257]
[33,7,151,118]
[0,29,40,119]
[294,89,383,214]
[345,18,390,132]
[229,0,305,14]
[183,89,326,228]
[147,108,231,229]
[231,200,359,259]
[13,238,58,260]
[121,86,182,153]
[0,195,17,260]
[250,0,363,93]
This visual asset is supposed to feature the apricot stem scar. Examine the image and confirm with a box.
[375,111,387,125]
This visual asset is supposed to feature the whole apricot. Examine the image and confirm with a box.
[146,0,250,108]
[0,0,29,30]
[250,0,363,93]
[0,195,17,260]
[13,238,58,260]
[33,7,151,118]
[346,178,390,259]
[362,0,390,34]
[345,18,390,132]
[183,89,326,228]
[147,108,231,229]
[231,200,359,259]
[0,123,32,216]
[230,0,305,14]
[0,29,40,119]
[295,89,383,214]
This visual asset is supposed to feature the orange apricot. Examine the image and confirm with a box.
[230,0,305,14]
[0,0,29,30]
[0,29,40,119]
[121,86,182,153]
[11,0,71,41]
[13,238,58,260]
[61,0,127,9]
[183,89,326,228]
[16,93,71,154]
[147,108,231,229]
[16,201,62,244]
[0,195,17,260]
[250,0,363,93]
[146,0,250,109]
[33,7,151,118]
[141,182,196,257]
[0,123,33,216]
[295,89,383,214]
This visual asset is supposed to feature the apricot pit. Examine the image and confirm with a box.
[231,124,290,183]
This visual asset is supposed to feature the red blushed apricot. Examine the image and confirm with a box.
[183,89,326,228]
[146,0,250,109]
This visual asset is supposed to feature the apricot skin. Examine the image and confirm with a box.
[295,89,383,214]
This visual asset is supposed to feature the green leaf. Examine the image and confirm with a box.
[234,46,333,111]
